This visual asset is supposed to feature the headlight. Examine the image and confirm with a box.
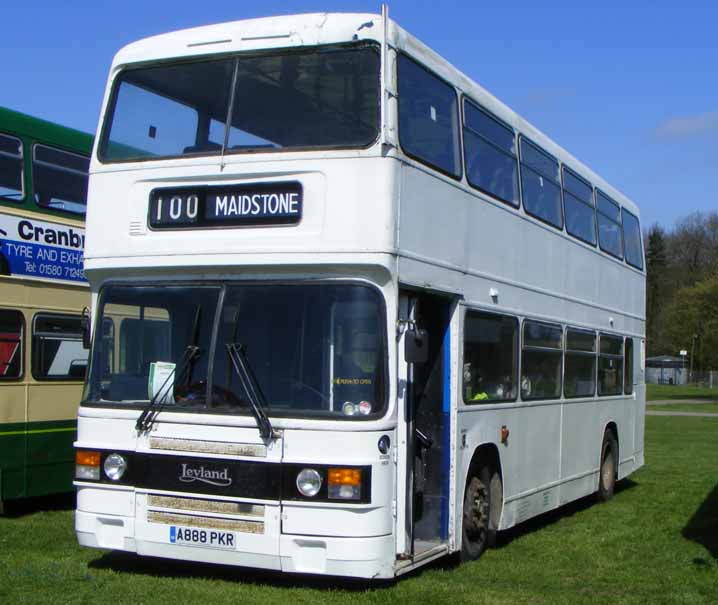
[103,453,127,481]
[296,468,322,497]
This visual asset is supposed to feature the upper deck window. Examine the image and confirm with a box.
[519,138,562,229]
[0,133,24,203]
[398,55,461,178]
[622,208,643,270]
[463,100,519,206]
[596,191,623,259]
[32,145,89,215]
[99,45,380,162]
[562,167,596,246]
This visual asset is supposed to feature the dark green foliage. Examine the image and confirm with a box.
[646,211,718,362]
[646,223,668,354]
[659,276,718,371]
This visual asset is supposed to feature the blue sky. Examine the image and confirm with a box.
[1,0,715,229]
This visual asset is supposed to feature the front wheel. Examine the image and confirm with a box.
[461,466,501,561]
[597,430,617,502]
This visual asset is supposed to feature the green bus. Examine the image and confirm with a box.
[0,106,92,513]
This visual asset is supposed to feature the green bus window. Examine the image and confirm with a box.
[0,132,24,202]
[463,311,518,404]
[32,313,88,381]
[521,320,563,400]
[32,144,89,215]
[0,309,24,379]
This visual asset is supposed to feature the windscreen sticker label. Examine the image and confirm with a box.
[0,212,86,283]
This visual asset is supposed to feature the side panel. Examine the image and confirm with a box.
[25,419,78,497]
[0,419,26,501]
[26,383,82,497]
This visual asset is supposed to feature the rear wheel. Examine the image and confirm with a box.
[461,465,501,560]
[598,430,617,502]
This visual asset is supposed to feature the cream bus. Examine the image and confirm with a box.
[0,106,91,513]
[74,9,645,578]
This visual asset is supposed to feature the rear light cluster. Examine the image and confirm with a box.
[75,450,127,482]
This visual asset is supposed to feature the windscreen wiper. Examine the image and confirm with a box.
[226,343,275,442]
[135,345,200,434]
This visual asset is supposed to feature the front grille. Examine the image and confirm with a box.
[147,510,264,534]
[149,437,267,458]
[147,494,264,517]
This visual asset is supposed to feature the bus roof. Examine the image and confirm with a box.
[108,12,639,217]
[0,106,93,153]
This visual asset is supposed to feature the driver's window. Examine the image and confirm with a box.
[330,302,382,415]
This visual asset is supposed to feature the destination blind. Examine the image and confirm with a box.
[149,182,302,229]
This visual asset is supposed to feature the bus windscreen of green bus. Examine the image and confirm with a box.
[100,45,380,162]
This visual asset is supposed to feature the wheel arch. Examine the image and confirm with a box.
[464,442,504,528]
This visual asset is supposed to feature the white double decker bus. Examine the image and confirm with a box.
[75,9,646,578]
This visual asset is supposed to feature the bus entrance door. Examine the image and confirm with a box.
[401,292,453,558]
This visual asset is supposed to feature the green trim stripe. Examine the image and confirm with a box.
[0,426,76,437]
[0,419,77,438]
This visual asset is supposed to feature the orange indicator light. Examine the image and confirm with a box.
[328,468,361,486]
[76,450,101,467]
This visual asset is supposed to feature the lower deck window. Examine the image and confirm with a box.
[521,320,562,400]
[463,311,518,403]
[599,334,624,395]
[624,338,634,395]
[564,328,596,398]
[0,309,23,379]
[32,313,87,380]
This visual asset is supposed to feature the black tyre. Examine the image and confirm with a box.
[461,465,501,561]
[597,430,617,502]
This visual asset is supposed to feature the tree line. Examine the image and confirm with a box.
[645,210,718,370]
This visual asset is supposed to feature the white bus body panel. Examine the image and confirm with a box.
[75,411,397,578]
[77,11,646,576]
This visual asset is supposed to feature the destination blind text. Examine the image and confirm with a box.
[149,182,303,229]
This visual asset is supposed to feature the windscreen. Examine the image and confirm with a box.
[84,282,387,419]
[100,45,380,162]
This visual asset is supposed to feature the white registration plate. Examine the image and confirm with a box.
[169,526,236,550]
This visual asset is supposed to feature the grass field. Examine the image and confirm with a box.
[647,402,718,414]
[647,384,718,402]
[1,416,716,604]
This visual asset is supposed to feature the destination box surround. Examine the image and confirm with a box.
[149,181,303,230]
